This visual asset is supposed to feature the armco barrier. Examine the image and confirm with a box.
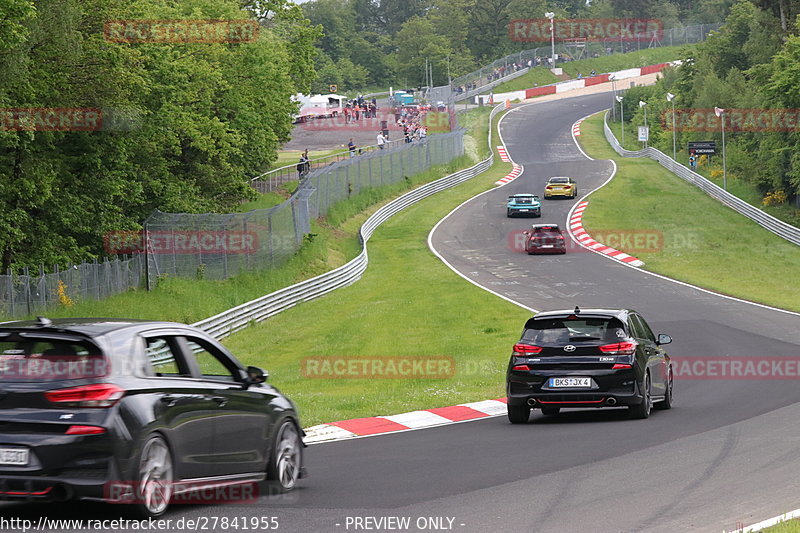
[584,74,610,86]
[526,86,556,98]
[191,104,505,339]
[491,62,675,103]
[603,111,800,247]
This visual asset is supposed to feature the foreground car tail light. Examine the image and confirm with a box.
[512,364,531,371]
[612,363,632,370]
[45,383,125,408]
[65,425,106,435]
[513,344,543,355]
[599,342,638,355]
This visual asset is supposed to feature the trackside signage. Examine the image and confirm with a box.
[509,18,663,43]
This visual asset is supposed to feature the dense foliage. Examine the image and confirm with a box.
[0,0,319,270]
[303,0,735,91]
[617,0,800,210]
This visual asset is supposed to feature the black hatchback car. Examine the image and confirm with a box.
[0,318,305,517]
[506,308,673,423]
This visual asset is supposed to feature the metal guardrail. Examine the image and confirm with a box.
[603,111,800,247]
[192,104,505,339]
[454,68,531,102]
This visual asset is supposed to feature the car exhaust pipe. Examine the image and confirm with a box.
[527,398,537,407]
[51,484,73,502]
[606,397,617,406]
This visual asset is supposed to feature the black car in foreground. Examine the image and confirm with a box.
[0,318,305,517]
[506,308,673,423]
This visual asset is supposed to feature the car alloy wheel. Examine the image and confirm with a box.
[269,420,302,491]
[136,435,173,517]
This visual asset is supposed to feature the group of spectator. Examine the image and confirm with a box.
[343,95,379,123]
[396,106,428,144]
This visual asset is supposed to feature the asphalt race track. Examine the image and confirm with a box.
[4,92,800,533]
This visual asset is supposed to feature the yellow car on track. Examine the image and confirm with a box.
[544,176,577,199]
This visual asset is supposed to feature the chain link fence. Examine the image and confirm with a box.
[451,23,722,99]
[0,256,144,318]
[143,130,464,287]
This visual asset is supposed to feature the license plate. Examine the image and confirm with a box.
[0,448,29,466]
[550,377,591,388]
[541,244,554,248]
[518,209,529,212]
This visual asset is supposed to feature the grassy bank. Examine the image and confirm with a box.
[222,110,533,427]
[579,111,800,312]
[493,46,690,94]
[26,109,493,324]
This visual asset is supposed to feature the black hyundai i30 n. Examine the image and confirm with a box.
[0,317,305,517]
[506,308,673,423]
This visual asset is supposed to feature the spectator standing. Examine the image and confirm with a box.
[348,138,356,157]
[377,131,386,149]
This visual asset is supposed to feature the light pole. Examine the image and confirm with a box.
[610,74,616,121]
[715,106,727,189]
[667,92,676,160]
[639,100,648,148]
[545,12,555,72]
[616,95,624,146]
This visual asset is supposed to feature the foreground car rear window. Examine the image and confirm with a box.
[522,317,627,345]
[0,338,106,382]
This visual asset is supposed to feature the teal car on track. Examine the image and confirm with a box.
[507,193,542,218]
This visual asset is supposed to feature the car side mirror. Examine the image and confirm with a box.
[656,334,672,345]
[243,365,268,387]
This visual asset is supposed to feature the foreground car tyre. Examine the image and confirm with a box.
[628,374,652,420]
[268,420,302,492]
[654,370,673,410]
[507,210,513,217]
[134,435,173,518]
[541,407,560,416]
[507,404,530,424]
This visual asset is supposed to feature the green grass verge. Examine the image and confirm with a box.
[27,109,492,327]
[762,518,800,532]
[607,115,800,230]
[492,46,691,94]
[221,109,533,427]
[579,111,800,312]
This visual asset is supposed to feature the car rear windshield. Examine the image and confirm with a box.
[533,227,560,234]
[515,197,534,204]
[550,178,569,183]
[0,337,106,382]
[522,317,627,345]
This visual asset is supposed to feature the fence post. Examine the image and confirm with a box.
[8,268,14,318]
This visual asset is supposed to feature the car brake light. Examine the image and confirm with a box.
[513,344,542,355]
[599,342,637,355]
[612,363,632,370]
[512,365,531,371]
[45,383,125,408]
[65,425,106,435]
